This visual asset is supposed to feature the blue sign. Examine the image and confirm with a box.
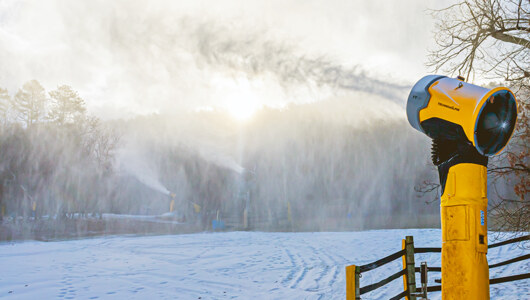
[480,210,485,226]
[212,219,225,230]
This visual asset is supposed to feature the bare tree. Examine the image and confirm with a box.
[428,0,529,232]
[79,116,121,174]
[428,0,529,88]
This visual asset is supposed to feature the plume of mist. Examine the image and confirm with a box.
[187,20,410,103]
[114,113,245,194]
[195,144,244,174]
[117,145,170,196]
[0,0,446,230]
[0,0,415,119]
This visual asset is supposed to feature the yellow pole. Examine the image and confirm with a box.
[345,265,359,300]
[243,208,248,229]
[169,200,175,213]
[402,239,408,299]
[345,265,355,300]
[441,163,489,299]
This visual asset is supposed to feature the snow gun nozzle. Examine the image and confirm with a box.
[169,192,176,199]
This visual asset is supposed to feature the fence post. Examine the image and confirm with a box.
[346,265,361,300]
[420,262,428,300]
[402,236,417,300]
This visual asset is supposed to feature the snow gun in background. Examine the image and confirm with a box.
[169,193,176,212]
[406,75,518,299]
[167,192,201,214]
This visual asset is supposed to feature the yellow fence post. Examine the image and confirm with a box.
[346,265,360,300]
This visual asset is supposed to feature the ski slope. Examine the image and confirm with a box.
[0,229,528,299]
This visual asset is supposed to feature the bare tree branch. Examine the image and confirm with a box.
[427,0,529,232]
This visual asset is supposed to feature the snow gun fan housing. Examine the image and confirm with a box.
[407,75,518,157]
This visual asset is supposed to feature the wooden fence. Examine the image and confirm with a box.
[346,234,530,299]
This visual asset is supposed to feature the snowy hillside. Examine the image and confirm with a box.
[0,229,528,299]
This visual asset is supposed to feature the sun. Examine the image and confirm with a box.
[227,100,259,121]
[223,85,261,121]
[213,76,263,121]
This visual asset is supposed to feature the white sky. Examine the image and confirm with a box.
[0,0,455,119]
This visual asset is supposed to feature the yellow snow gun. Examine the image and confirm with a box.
[407,75,518,299]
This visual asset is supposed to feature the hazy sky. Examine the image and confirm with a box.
[0,0,454,119]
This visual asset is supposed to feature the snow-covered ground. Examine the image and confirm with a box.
[0,229,528,299]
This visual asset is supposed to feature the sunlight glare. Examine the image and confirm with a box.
[218,77,261,121]
[227,98,259,120]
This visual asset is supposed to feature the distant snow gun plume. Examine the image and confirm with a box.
[196,146,244,174]
[117,146,170,195]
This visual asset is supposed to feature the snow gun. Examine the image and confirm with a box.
[168,192,201,214]
[407,75,518,299]
[169,192,176,212]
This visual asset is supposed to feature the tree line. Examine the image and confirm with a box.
[0,80,119,221]
[0,82,440,231]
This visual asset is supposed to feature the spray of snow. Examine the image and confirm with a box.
[117,146,170,196]
[197,146,244,174]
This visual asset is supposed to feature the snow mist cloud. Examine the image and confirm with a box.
[0,0,446,119]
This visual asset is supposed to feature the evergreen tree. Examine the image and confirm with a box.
[48,85,87,125]
[0,87,11,127]
[13,80,48,127]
